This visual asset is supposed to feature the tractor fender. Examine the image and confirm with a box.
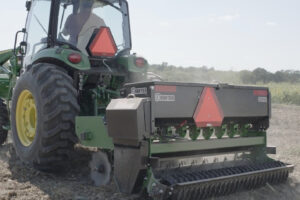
[31,47,91,71]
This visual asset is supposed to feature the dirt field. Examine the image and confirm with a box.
[0,104,299,200]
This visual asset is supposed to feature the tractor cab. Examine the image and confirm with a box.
[21,0,132,68]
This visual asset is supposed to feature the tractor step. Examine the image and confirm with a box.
[155,161,293,200]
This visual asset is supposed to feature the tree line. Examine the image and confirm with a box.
[240,68,300,84]
[149,64,300,84]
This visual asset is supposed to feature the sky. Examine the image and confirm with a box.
[0,0,299,72]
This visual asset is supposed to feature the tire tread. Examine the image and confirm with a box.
[0,99,8,145]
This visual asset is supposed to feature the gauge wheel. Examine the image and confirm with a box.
[90,151,112,186]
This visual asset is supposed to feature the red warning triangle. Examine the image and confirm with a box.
[89,27,117,57]
[193,87,224,127]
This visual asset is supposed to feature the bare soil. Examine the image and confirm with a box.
[0,104,299,200]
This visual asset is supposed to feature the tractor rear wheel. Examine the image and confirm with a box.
[11,64,80,171]
[0,99,8,145]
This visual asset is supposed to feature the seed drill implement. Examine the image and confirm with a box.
[0,0,293,199]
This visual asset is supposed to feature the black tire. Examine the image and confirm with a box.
[11,63,80,171]
[0,99,8,145]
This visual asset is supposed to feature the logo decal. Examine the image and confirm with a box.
[131,87,147,95]
[155,93,176,102]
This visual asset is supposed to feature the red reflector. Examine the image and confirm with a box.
[89,27,117,57]
[155,85,177,92]
[193,87,224,127]
[68,53,82,64]
[253,90,268,96]
[135,57,145,68]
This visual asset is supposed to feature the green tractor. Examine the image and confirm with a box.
[0,0,146,169]
[0,0,294,199]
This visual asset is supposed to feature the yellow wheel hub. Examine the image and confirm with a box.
[16,90,37,146]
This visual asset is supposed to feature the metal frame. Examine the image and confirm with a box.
[150,137,266,154]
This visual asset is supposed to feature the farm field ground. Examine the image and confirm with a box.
[0,104,299,200]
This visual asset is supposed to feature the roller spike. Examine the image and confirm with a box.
[155,160,292,200]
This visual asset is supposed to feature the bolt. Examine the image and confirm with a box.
[170,187,174,191]
[152,183,156,187]
[97,165,105,173]
[169,192,172,196]
[159,189,164,194]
